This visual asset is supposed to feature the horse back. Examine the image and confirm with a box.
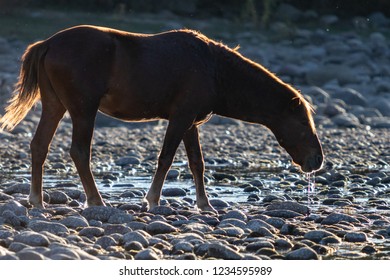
[43,26,217,122]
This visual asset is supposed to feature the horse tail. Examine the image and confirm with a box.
[0,40,48,131]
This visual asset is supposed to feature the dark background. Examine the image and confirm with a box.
[1,0,390,18]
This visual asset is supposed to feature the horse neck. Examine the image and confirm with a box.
[213,47,285,126]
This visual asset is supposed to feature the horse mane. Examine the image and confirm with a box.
[202,33,316,132]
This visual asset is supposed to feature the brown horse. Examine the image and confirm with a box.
[0,25,323,211]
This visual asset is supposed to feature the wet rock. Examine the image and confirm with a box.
[344,232,367,242]
[266,201,310,215]
[207,243,243,260]
[146,221,177,235]
[0,192,14,201]
[361,245,378,254]
[17,249,46,260]
[285,247,319,260]
[149,205,175,216]
[115,156,141,166]
[166,169,180,180]
[1,210,24,227]
[246,241,274,252]
[212,173,237,181]
[263,209,303,219]
[212,226,244,238]
[14,231,50,247]
[122,231,150,247]
[332,113,361,128]
[60,215,89,229]
[173,241,194,253]
[0,200,28,216]
[333,88,368,106]
[221,210,247,221]
[81,206,123,222]
[124,241,144,251]
[48,191,70,204]
[96,236,118,249]
[304,230,339,243]
[29,220,69,235]
[162,187,187,197]
[135,248,161,260]
[4,183,30,195]
[78,226,104,238]
[247,219,278,234]
[103,224,131,235]
[321,213,361,225]
[108,212,134,224]
[209,199,230,208]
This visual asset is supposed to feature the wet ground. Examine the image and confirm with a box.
[0,119,389,260]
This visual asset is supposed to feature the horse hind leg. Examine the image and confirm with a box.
[29,82,66,208]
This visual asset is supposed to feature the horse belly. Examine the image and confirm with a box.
[98,91,169,122]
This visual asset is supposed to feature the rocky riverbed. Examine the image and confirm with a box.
[0,9,390,260]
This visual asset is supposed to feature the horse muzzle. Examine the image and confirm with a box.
[300,152,324,173]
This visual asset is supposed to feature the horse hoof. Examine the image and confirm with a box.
[86,199,106,207]
[28,196,45,209]
[197,204,218,214]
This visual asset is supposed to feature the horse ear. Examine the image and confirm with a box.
[290,97,301,111]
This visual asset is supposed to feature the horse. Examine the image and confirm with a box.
[0,25,323,212]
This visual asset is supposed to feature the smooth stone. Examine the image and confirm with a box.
[218,218,247,230]
[124,241,144,251]
[266,201,310,215]
[48,191,70,204]
[212,226,245,238]
[209,199,230,208]
[95,236,118,249]
[263,209,303,218]
[0,200,28,216]
[78,226,104,238]
[103,224,132,235]
[149,205,175,216]
[246,241,275,252]
[17,249,46,260]
[212,173,237,181]
[285,247,319,260]
[60,215,89,229]
[4,183,30,195]
[162,187,187,197]
[146,221,177,235]
[247,219,278,233]
[1,210,24,227]
[115,156,141,166]
[304,230,339,243]
[0,192,14,201]
[344,232,368,242]
[135,248,160,260]
[122,231,150,247]
[173,241,194,253]
[108,213,134,224]
[207,243,243,260]
[14,231,50,247]
[28,220,69,235]
[221,210,247,221]
[81,206,123,222]
[166,169,180,180]
[321,213,361,225]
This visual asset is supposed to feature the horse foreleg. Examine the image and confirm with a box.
[69,114,104,207]
[30,106,66,208]
[144,118,193,210]
[183,126,216,213]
